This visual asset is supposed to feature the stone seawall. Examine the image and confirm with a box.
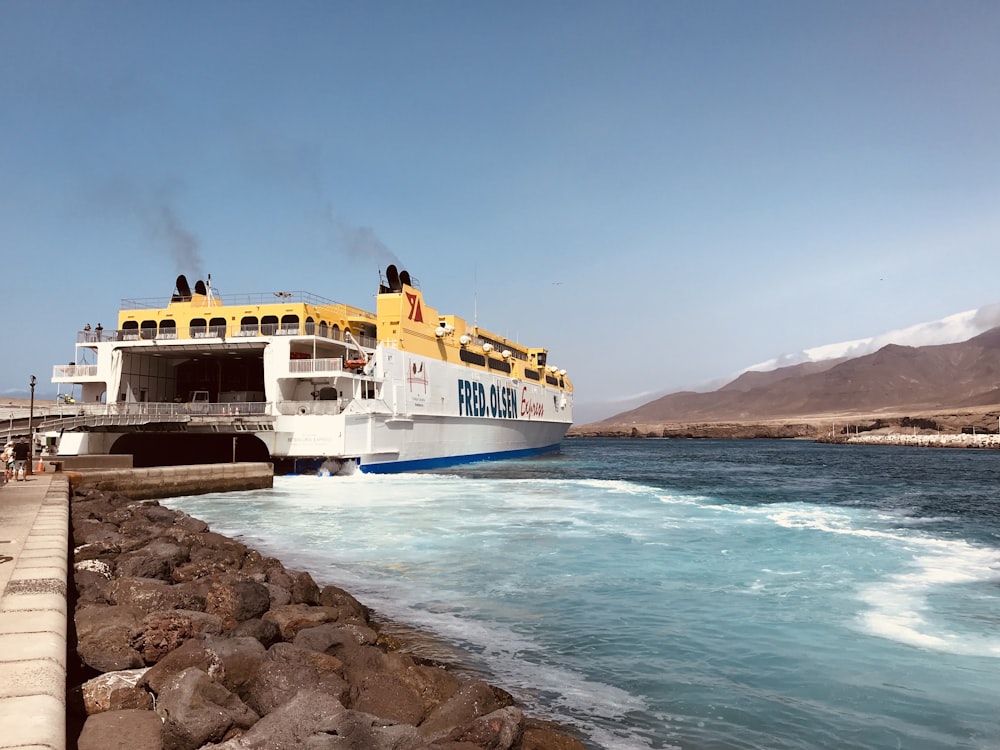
[67,463,273,500]
[828,433,1000,449]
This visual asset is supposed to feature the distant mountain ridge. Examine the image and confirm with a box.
[599,325,1000,424]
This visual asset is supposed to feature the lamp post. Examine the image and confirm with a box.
[27,375,36,476]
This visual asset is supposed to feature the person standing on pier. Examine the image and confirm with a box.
[12,440,29,481]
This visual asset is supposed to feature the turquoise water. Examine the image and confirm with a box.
[162,439,1000,749]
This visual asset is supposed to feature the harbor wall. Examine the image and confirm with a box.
[836,433,1000,449]
[66,462,273,500]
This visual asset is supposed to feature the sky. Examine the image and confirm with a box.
[3,1,999,422]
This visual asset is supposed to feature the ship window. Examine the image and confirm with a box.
[305,316,315,335]
[121,321,139,340]
[158,320,177,339]
[190,318,208,338]
[524,369,540,381]
[280,314,299,334]
[140,320,157,340]
[331,324,341,341]
[318,321,329,338]
[460,349,486,367]
[239,316,258,336]
[209,317,227,337]
[318,387,338,400]
[487,358,511,373]
[546,375,559,386]
[261,315,279,335]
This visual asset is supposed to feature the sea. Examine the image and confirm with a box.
[160,438,1000,750]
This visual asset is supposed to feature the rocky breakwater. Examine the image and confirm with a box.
[69,487,585,750]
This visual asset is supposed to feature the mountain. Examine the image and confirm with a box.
[596,326,1000,425]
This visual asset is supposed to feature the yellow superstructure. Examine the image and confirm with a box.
[376,280,571,391]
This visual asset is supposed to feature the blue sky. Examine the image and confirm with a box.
[3,1,999,421]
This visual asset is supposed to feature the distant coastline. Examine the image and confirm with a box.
[568,404,1000,449]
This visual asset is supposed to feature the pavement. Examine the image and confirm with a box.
[0,470,69,750]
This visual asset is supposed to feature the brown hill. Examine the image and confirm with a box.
[595,326,1000,425]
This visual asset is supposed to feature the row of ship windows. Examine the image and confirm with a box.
[458,349,563,387]
[121,316,365,339]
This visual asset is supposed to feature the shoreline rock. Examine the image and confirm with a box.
[68,487,587,750]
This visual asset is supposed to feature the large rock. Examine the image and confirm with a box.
[80,668,153,714]
[109,576,207,614]
[244,642,349,715]
[130,609,224,664]
[72,519,125,546]
[143,636,267,698]
[230,617,280,648]
[77,708,164,750]
[205,577,272,627]
[262,603,343,640]
[200,689,425,750]
[115,538,189,581]
[154,667,258,750]
[76,604,145,671]
[265,567,321,605]
[317,584,370,623]
[350,671,426,724]
[419,680,515,742]
[445,706,524,750]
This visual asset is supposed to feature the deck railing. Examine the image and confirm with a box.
[33,398,359,431]
[288,358,344,374]
[52,364,99,380]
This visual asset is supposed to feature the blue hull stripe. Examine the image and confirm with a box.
[359,442,563,474]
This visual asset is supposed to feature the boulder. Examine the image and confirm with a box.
[262,603,343,640]
[244,642,349,715]
[130,609,224,664]
[76,604,145,672]
[154,667,258,750]
[115,539,189,581]
[350,671,426,724]
[205,578,272,627]
[521,722,588,750]
[230,618,280,648]
[200,689,425,750]
[77,708,164,750]
[72,519,124,546]
[80,668,153,714]
[445,706,524,750]
[109,577,207,614]
[317,583,370,623]
[419,680,515,742]
[142,636,266,698]
[265,567,320,605]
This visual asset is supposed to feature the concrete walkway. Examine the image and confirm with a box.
[0,472,69,750]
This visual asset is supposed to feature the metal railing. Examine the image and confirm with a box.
[52,364,98,380]
[288,358,345,374]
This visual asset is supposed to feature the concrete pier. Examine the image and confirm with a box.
[68,462,274,500]
[0,473,69,750]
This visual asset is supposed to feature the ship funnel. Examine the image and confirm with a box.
[173,274,191,302]
[194,279,207,295]
[386,264,402,292]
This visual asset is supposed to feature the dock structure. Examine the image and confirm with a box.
[0,473,69,750]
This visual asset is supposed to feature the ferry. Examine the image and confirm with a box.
[47,267,573,473]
